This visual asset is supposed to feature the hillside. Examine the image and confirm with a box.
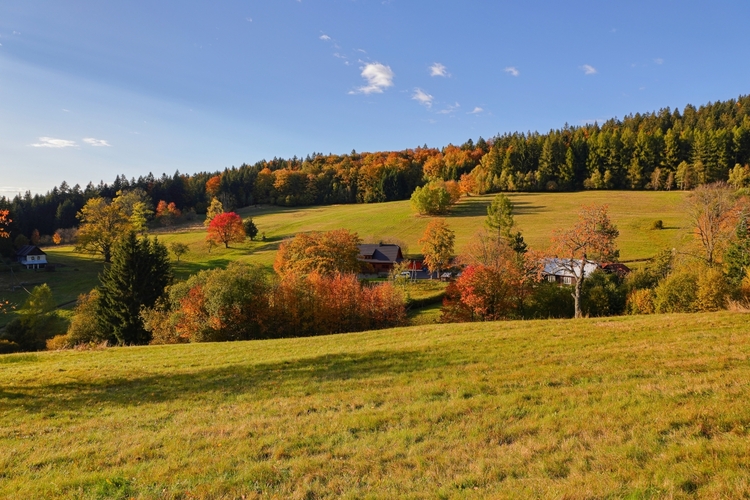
[2,312,749,498]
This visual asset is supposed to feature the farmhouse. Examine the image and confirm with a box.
[16,245,48,270]
[542,258,598,285]
[357,243,403,274]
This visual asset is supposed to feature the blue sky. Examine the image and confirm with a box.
[1,1,749,198]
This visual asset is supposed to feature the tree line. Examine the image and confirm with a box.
[3,94,750,253]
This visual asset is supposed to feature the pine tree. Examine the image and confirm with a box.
[96,232,172,345]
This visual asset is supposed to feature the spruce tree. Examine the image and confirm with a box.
[96,232,172,345]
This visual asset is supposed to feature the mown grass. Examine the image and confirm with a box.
[3,312,750,498]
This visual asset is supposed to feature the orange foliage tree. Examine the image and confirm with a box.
[550,205,619,318]
[274,229,361,276]
[206,212,246,248]
[205,175,222,198]
[0,210,10,238]
[155,200,182,226]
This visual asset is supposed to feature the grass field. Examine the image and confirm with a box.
[1,191,689,327]
[2,311,750,498]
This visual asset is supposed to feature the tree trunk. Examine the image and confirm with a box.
[573,273,584,318]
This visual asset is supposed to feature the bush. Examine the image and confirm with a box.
[46,335,70,351]
[67,290,109,346]
[0,339,20,354]
[696,266,730,312]
[581,270,626,317]
[626,289,655,315]
[526,282,574,319]
[654,269,698,313]
[651,220,664,230]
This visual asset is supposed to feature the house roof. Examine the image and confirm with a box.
[358,244,402,264]
[542,258,598,279]
[16,245,46,257]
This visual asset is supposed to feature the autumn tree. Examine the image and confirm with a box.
[686,182,741,266]
[30,229,40,245]
[419,219,455,278]
[169,242,189,262]
[155,200,182,226]
[96,232,172,345]
[112,188,153,233]
[274,229,361,276]
[206,175,222,198]
[75,197,130,263]
[203,197,224,227]
[0,209,10,238]
[206,212,246,248]
[551,205,620,318]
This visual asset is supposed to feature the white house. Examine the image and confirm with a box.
[16,245,48,270]
[542,258,598,285]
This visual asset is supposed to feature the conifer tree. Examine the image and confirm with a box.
[96,231,172,345]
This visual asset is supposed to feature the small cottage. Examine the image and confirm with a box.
[357,243,403,274]
[542,258,598,285]
[17,245,48,270]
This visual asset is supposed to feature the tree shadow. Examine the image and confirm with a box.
[449,196,547,218]
[2,349,460,414]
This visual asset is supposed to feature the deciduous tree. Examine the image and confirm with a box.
[274,229,361,276]
[206,212,246,248]
[410,181,453,215]
[155,200,182,226]
[169,242,189,262]
[419,219,455,278]
[686,182,741,266]
[203,197,224,227]
[0,209,10,238]
[75,197,131,263]
[550,205,619,318]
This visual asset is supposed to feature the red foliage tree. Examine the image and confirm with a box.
[155,200,182,226]
[206,212,246,248]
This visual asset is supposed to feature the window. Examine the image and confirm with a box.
[547,275,556,283]
[563,276,573,285]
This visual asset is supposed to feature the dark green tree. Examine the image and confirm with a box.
[96,232,172,345]
[243,217,259,240]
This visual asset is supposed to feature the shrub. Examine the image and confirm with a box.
[696,266,730,312]
[654,269,698,313]
[626,289,655,315]
[67,290,109,346]
[582,270,626,317]
[651,220,664,230]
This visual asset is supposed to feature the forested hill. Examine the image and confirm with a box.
[3,94,750,239]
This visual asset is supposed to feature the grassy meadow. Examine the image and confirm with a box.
[2,312,750,498]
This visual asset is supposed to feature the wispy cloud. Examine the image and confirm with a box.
[504,66,519,77]
[437,103,460,115]
[320,34,331,41]
[350,63,394,94]
[29,137,77,148]
[245,17,252,22]
[412,88,433,108]
[581,64,597,75]
[430,63,449,77]
[83,138,111,147]
[469,107,484,114]
[654,58,664,65]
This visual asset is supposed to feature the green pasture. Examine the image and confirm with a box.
[2,311,750,498]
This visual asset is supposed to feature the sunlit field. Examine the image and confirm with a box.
[2,312,749,498]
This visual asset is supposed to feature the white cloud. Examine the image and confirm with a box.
[83,138,111,147]
[437,103,460,115]
[29,137,77,148]
[245,17,253,22]
[430,63,449,77]
[351,63,394,94]
[581,64,597,75]
[320,34,331,41]
[504,66,519,77]
[412,88,433,108]
[654,58,664,65]
[469,107,484,114]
